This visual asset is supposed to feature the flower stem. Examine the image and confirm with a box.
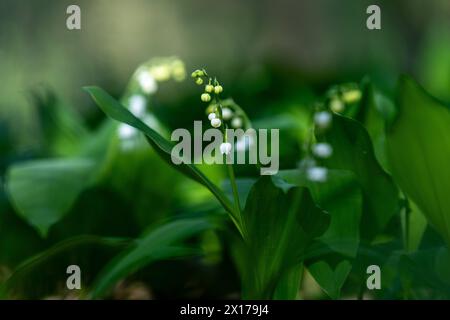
[226,157,247,241]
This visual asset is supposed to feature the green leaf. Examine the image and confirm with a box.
[278,169,361,299]
[240,176,329,299]
[90,218,214,298]
[278,169,362,257]
[307,260,352,300]
[84,87,239,230]
[319,114,399,239]
[386,75,450,245]
[361,82,396,172]
[33,89,89,157]
[6,158,97,237]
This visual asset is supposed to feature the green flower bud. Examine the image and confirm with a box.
[205,84,214,93]
[330,98,344,113]
[342,89,362,104]
[214,85,223,94]
[196,77,204,85]
[205,104,216,114]
[201,93,211,102]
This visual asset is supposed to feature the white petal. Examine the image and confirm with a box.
[307,167,328,182]
[222,108,233,120]
[235,135,254,152]
[312,143,333,158]
[137,70,158,94]
[220,142,232,155]
[128,95,146,117]
[211,118,221,128]
[231,117,242,128]
[314,111,332,129]
[118,124,137,139]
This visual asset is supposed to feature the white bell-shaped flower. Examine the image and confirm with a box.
[307,166,328,182]
[137,70,158,94]
[211,118,221,128]
[312,143,333,158]
[220,142,232,155]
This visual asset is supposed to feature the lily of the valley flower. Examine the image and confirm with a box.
[330,98,344,113]
[150,65,171,82]
[211,118,221,128]
[201,93,211,102]
[235,134,254,152]
[342,89,362,104]
[220,142,232,155]
[314,111,332,129]
[137,70,158,94]
[118,123,137,139]
[231,117,243,128]
[307,166,328,182]
[214,85,223,94]
[312,142,333,158]
[128,95,146,117]
[222,107,233,120]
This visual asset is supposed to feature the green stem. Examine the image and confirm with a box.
[401,197,411,252]
[226,160,247,241]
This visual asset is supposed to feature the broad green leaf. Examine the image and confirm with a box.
[278,169,362,257]
[361,82,396,172]
[406,200,428,252]
[90,218,214,298]
[240,176,329,299]
[319,114,399,239]
[278,169,361,299]
[386,76,450,245]
[84,87,239,230]
[418,23,450,101]
[6,158,97,237]
[273,264,303,300]
[307,260,351,300]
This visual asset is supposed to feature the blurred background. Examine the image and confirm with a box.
[1,0,450,299]
[1,0,450,150]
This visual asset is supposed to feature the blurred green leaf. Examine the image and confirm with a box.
[278,169,361,299]
[6,158,97,237]
[84,87,240,231]
[418,24,450,101]
[240,176,329,299]
[32,89,89,157]
[90,218,214,298]
[320,114,399,239]
[307,260,351,300]
[279,169,362,257]
[361,82,396,172]
[386,76,450,245]
[1,179,45,267]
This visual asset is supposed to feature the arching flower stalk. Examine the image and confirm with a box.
[192,68,251,237]
[302,83,362,182]
[298,102,332,183]
[118,57,186,150]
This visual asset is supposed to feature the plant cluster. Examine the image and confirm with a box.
[1,57,450,300]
